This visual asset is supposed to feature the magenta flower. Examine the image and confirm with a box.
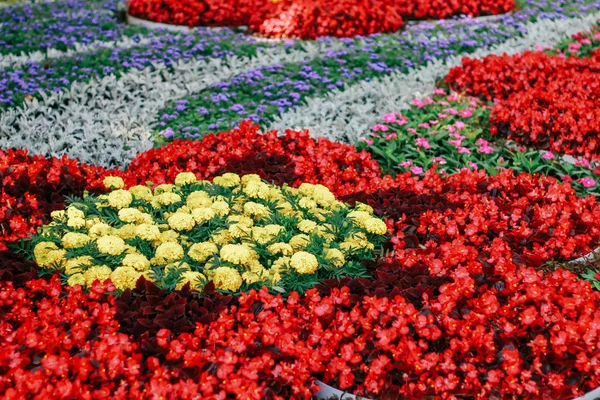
[407,128,417,133]
[415,137,431,149]
[433,88,446,95]
[383,113,398,123]
[576,158,591,169]
[399,160,413,168]
[418,123,430,129]
[444,108,459,115]
[432,157,446,165]
[458,147,472,155]
[429,119,439,125]
[385,133,398,140]
[461,110,473,117]
[478,145,494,154]
[438,113,448,119]
[455,121,466,129]
[359,137,374,145]
[448,139,463,147]
[412,99,425,107]
[468,161,479,170]
[411,166,424,174]
[371,124,389,132]
[541,152,555,160]
[579,177,596,188]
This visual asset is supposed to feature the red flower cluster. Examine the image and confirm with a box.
[0,149,114,250]
[345,168,600,275]
[127,0,513,38]
[445,51,600,160]
[126,120,388,197]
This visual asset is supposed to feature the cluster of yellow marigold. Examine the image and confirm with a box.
[32,172,387,293]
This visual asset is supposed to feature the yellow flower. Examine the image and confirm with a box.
[213,173,241,188]
[157,230,179,244]
[229,223,251,239]
[272,256,290,270]
[154,192,182,207]
[324,248,345,267]
[89,222,113,238]
[210,229,232,245]
[242,269,266,284]
[103,176,125,190]
[36,249,66,269]
[297,219,318,234]
[65,256,93,274]
[33,241,59,260]
[220,244,254,266]
[267,242,293,256]
[363,217,388,235]
[168,212,196,231]
[243,202,270,219]
[110,266,142,290]
[96,235,126,256]
[241,174,261,186]
[67,217,86,229]
[50,210,65,220]
[298,197,318,210]
[122,253,151,271]
[290,251,319,274]
[289,234,310,250]
[174,172,197,186]
[243,180,270,199]
[129,185,153,201]
[154,184,174,194]
[315,224,336,242]
[83,265,112,286]
[66,206,85,220]
[118,208,143,223]
[227,215,254,227]
[155,242,184,263]
[210,201,230,217]
[85,218,102,229]
[211,266,242,291]
[191,207,215,223]
[355,202,374,214]
[67,273,86,287]
[136,223,161,241]
[298,183,336,208]
[188,242,218,263]
[108,190,133,209]
[116,224,137,240]
[62,232,91,249]
[176,271,206,291]
[187,191,211,208]
[347,210,372,226]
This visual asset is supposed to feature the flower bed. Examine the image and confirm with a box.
[127,0,514,38]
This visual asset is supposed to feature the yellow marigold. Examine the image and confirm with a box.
[103,176,125,190]
[157,230,179,244]
[118,208,143,223]
[308,208,328,222]
[267,242,293,256]
[290,251,319,274]
[242,269,267,285]
[347,210,372,227]
[187,191,211,208]
[165,261,191,275]
[355,202,374,214]
[122,253,151,271]
[315,224,336,242]
[227,215,254,227]
[85,217,101,229]
[191,207,215,223]
[213,173,241,188]
[36,249,66,269]
[211,266,243,292]
[324,248,345,267]
[154,192,181,207]
[277,201,296,216]
[362,217,388,235]
[243,180,270,199]
[83,265,112,286]
[108,190,133,209]
[50,210,65,220]
[297,219,318,234]
[210,229,232,245]
[66,206,85,220]
[168,212,196,231]
[176,271,206,291]
[129,185,153,201]
[175,172,197,186]
[154,184,174,194]
[298,183,336,208]
[210,201,230,216]
[33,241,59,259]
[137,212,154,224]
[89,222,113,238]
[62,232,91,249]
[229,223,251,239]
[188,242,218,262]
[67,273,86,287]
[136,223,161,241]
[67,217,86,229]
[155,242,184,263]
[272,256,290,270]
[243,202,270,219]
[289,234,310,250]
[298,197,318,210]
[220,244,254,266]
[116,224,137,240]
[110,266,142,290]
[97,235,126,256]
[241,174,261,186]
[65,256,93,274]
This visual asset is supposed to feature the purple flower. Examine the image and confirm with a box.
[160,127,174,138]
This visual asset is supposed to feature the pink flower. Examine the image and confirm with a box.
[432,157,446,165]
[448,139,463,147]
[450,133,466,140]
[399,160,413,168]
[568,42,581,53]
[498,157,505,163]
[429,120,439,125]
[576,158,591,169]
[476,139,489,146]
[412,99,425,107]
[371,124,389,132]
[396,116,409,125]
[407,128,417,134]
[438,113,448,119]
[418,123,430,129]
[433,88,446,95]
[461,110,473,117]
[579,177,596,188]
[594,32,600,40]
[385,133,398,140]
[429,130,438,135]
[411,166,424,174]
[478,145,494,154]
[424,97,435,105]
[455,121,466,129]
[446,125,456,133]
[383,113,398,123]
[541,152,555,160]
[468,161,479,170]
[444,108,459,115]
[458,147,471,155]
[415,137,430,149]
[580,38,592,45]
[448,94,458,102]
[360,138,374,145]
